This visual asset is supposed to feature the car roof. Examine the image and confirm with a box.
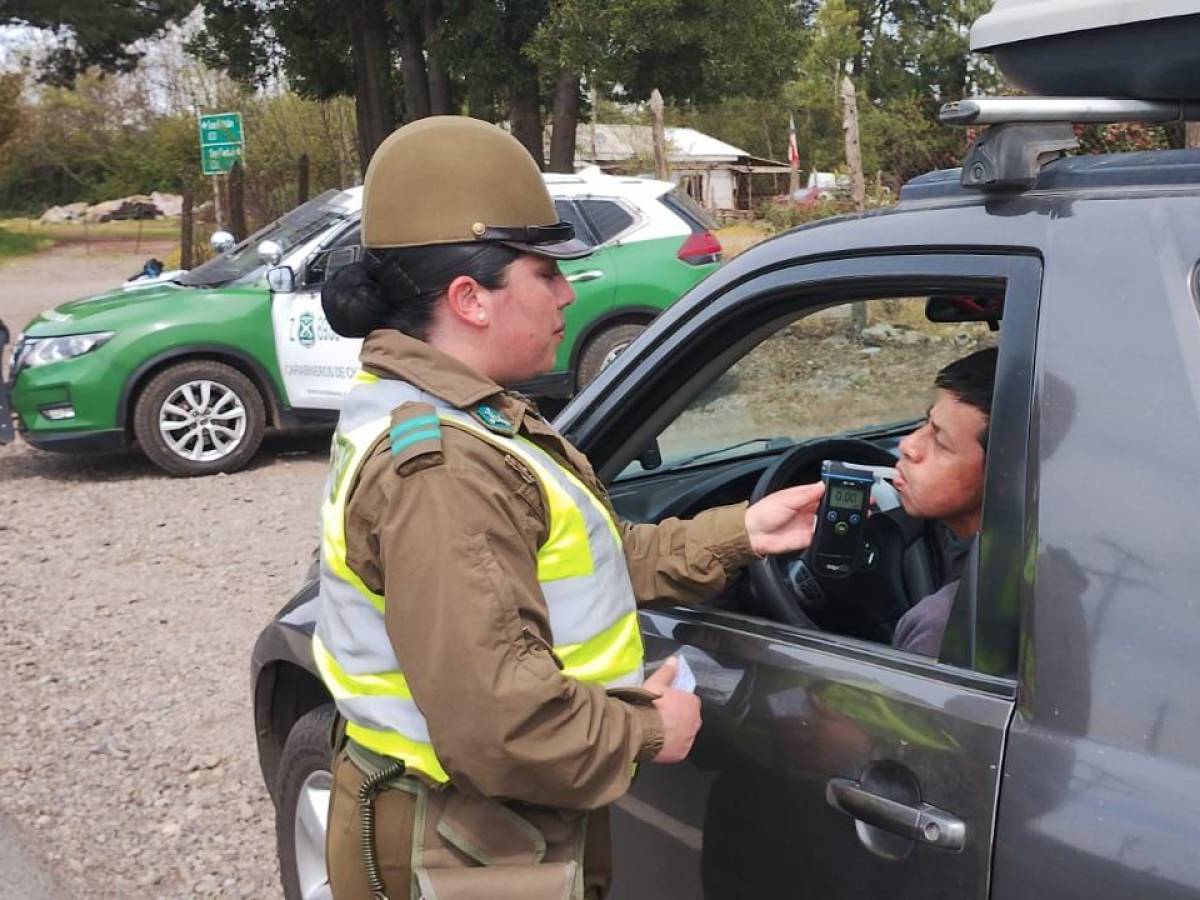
[689,147,1200,298]
[315,171,672,221]
[900,148,1200,204]
[543,167,675,198]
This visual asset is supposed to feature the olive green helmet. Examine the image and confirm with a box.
[361,116,591,260]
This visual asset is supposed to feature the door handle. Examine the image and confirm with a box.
[826,777,965,851]
[567,270,605,283]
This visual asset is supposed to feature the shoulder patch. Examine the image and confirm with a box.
[389,402,443,471]
[471,402,516,435]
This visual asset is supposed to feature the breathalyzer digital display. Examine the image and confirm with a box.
[810,460,874,578]
[828,485,865,510]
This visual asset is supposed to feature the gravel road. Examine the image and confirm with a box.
[1,241,330,898]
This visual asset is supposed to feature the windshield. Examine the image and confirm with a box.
[178,189,358,287]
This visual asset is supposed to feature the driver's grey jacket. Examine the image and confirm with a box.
[340,329,758,809]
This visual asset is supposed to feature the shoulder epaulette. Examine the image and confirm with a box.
[389,402,443,471]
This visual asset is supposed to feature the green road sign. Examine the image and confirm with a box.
[198,112,245,176]
[201,143,244,176]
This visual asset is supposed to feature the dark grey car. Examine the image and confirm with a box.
[252,145,1200,899]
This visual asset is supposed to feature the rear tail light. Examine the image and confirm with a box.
[676,231,723,266]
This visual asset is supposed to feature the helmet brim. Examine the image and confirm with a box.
[498,236,594,260]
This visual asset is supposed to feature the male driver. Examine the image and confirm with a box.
[890,347,997,657]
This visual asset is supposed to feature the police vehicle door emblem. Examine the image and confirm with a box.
[297,312,316,348]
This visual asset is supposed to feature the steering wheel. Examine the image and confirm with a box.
[749,437,931,639]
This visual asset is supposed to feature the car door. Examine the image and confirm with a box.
[554,198,616,374]
[271,223,364,410]
[565,253,1041,899]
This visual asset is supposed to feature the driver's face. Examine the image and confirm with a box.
[894,389,986,538]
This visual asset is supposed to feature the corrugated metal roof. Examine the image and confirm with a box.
[574,124,750,162]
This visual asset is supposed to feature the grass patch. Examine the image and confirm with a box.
[715,223,772,259]
[0,217,181,243]
[0,226,52,261]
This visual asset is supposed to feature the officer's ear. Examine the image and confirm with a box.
[445,274,490,329]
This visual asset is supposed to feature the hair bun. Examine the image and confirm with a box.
[321,261,393,338]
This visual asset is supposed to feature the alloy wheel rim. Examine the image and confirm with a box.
[159,380,247,462]
[294,769,333,900]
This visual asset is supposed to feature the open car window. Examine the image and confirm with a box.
[619,297,997,479]
[598,272,1025,682]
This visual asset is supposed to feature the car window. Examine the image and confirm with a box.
[610,293,1004,671]
[179,189,357,288]
[662,188,717,232]
[620,297,996,475]
[588,254,1039,682]
[304,223,362,287]
[554,199,597,246]
[578,199,635,243]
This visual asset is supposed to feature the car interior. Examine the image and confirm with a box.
[602,289,1004,662]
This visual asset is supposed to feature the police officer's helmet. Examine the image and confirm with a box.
[362,116,591,260]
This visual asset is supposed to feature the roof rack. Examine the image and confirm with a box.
[939,95,1200,192]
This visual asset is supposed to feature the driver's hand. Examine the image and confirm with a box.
[744,482,825,556]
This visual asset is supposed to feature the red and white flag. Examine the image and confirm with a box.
[787,114,800,170]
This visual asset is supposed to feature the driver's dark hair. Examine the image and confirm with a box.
[321,243,519,340]
[934,347,998,451]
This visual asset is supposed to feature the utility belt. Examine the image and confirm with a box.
[342,733,588,900]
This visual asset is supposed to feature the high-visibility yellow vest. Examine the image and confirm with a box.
[313,372,643,783]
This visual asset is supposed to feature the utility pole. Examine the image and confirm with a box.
[590,82,599,164]
[650,89,669,181]
[841,75,868,336]
[840,76,866,212]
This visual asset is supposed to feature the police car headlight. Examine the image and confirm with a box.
[20,332,115,370]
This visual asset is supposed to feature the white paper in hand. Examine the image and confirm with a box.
[669,654,696,694]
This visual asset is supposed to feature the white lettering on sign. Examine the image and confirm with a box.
[283,363,358,379]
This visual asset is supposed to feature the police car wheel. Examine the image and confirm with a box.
[576,323,646,389]
[132,360,266,476]
[276,704,336,900]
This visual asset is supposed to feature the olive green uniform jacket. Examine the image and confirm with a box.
[327,329,757,899]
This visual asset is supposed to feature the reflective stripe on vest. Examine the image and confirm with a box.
[314,372,643,783]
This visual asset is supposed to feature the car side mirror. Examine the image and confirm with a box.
[637,440,663,471]
[266,266,295,294]
[210,230,236,254]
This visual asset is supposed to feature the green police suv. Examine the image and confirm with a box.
[3,170,721,475]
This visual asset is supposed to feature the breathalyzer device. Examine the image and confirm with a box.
[810,460,875,578]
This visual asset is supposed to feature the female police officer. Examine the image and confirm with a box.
[314,116,824,900]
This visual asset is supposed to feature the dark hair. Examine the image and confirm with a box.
[321,243,519,340]
[934,346,998,450]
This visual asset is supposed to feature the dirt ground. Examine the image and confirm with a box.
[1,240,329,899]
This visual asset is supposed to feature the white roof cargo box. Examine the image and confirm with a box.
[971,0,1200,98]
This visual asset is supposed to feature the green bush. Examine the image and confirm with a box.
[0,75,359,228]
[757,185,895,234]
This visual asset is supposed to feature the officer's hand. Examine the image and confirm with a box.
[744,482,826,556]
[645,657,701,764]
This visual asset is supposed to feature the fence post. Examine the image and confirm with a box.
[180,184,194,271]
[229,161,248,240]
